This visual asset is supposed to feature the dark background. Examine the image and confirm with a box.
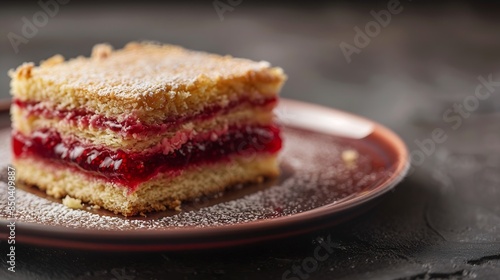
[1,1,500,279]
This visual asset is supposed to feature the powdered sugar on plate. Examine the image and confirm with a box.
[0,126,387,231]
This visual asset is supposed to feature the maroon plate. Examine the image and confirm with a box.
[0,99,408,251]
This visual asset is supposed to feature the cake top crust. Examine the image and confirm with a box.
[10,42,284,99]
[9,42,286,119]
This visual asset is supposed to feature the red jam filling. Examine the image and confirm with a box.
[13,97,277,136]
[13,125,282,191]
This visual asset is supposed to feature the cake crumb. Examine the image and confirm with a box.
[62,195,83,210]
[342,149,359,165]
[11,63,34,79]
[173,199,182,211]
[41,55,65,67]
[91,43,113,60]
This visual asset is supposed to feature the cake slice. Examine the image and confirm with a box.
[10,42,286,216]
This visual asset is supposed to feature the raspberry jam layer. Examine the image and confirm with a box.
[13,97,277,136]
[13,125,281,191]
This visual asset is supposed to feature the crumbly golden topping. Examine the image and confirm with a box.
[9,42,286,120]
[10,41,284,99]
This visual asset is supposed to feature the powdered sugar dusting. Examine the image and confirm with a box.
[27,42,279,98]
[0,126,388,231]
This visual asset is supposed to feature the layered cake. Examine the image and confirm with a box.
[10,42,286,216]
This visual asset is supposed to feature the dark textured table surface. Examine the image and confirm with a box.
[1,2,500,279]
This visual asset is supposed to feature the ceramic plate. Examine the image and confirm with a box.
[0,99,409,251]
